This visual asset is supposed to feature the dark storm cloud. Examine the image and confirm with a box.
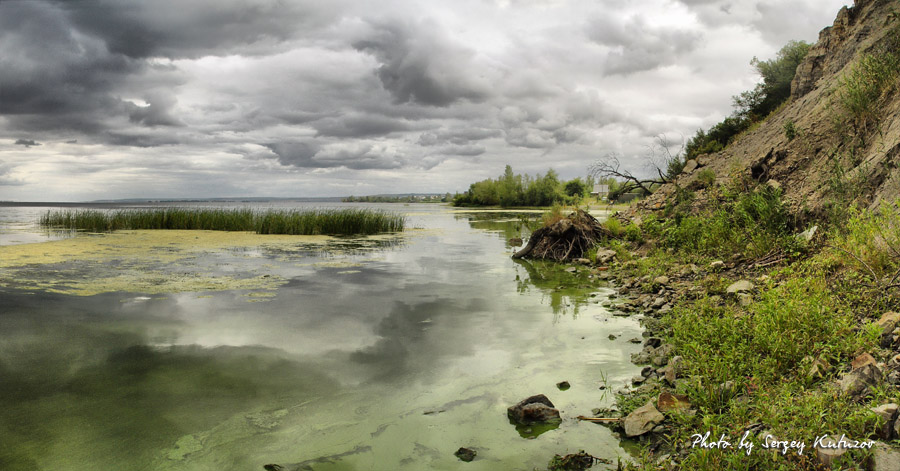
[126,93,184,127]
[52,0,337,59]
[416,128,502,146]
[352,19,492,107]
[264,142,403,170]
[14,139,40,147]
[311,113,414,138]
[586,15,702,74]
[0,1,141,132]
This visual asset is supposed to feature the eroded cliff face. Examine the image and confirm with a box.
[638,0,900,219]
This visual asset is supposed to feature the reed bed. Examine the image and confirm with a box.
[39,208,406,235]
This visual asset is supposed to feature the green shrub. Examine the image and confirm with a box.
[696,168,716,188]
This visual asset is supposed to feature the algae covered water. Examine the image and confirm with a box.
[0,202,642,471]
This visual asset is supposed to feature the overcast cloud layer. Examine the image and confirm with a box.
[0,0,851,201]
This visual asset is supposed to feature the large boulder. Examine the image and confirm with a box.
[507,394,561,425]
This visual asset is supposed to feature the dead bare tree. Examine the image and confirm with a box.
[589,135,685,200]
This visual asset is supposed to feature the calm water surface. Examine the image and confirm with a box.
[0,203,642,471]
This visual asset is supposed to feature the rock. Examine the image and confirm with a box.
[797,225,816,242]
[651,344,675,367]
[870,403,898,439]
[815,436,848,468]
[710,260,725,270]
[641,366,655,378]
[575,258,591,265]
[726,280,754,294]
[653,276,670,286]
[628,337,642,344]
[682,159,698,174]
[557,381,571,391]
[507,395,561,425]
[631,351,651,364]
[851,353,876,370]
[737,293,752,306]
[664,356,684,385]
[657,392,691,413]
[806,356,831,380]
[872,442,900,471]
[623,401,665,437]
[652,297,666,308]
[839,363,881,400]
[596,249,617,264]
[454,447,477,462]
[565,267,577,273]
[632,376,646,386]
[876,312,900,348]
[767,179,782,191]
[608,334,617,340]
[644,337,662,349]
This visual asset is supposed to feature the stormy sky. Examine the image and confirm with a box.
[0,0,850,201]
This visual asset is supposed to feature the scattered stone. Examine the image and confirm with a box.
[876,312,900,348]
[628,338,642,344]
[806,356,831,380]
[651,344,675,367]
[565,267,577,273]
[710,260,725,270]
[652,297,666,308]
[454,447,477,462]
[623,401,665,437]
[657,392,691,413]
[548,451,597,470]
[851,353,876,370]
[664,356,684,385]
[653,276,670,286]
[682,159,698,174]
[726,280,754,294]
[889,371,900,385]
[871,442,900,471]
[870,403,898,439]
[557,381,571,391]
[797,224,816,242]
[595,249,617,264]
[608,334,618,340]
[264,465,285,471]
[632,376,646,386]
[575,258,592,265]
[507,395,561,425]
[815,436,848,467]
[839,363,881,400]
[644,337,662,349]
[641,366,655,378]
[737,293,752,306]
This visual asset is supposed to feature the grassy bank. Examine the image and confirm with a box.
[579,180,900,470]
[39,208,406,235]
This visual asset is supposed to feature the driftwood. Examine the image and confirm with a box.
[512,210,611,261]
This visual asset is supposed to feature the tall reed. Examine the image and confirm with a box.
[39,208,405,235]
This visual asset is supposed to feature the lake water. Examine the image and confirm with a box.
[0,202,642,471]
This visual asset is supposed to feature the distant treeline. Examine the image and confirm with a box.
[342,194,451,203]
[452,165,621,207]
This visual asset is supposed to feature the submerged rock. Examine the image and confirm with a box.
[508,394,561,425]
[557,381,571,391]
[454,447,477,462]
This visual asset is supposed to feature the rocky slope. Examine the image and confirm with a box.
[636,0,900,218]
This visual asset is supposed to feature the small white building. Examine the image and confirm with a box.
[591,184,609,199]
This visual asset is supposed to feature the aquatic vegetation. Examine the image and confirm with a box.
[39,207,406,235]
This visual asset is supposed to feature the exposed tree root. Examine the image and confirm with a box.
[512,210,611,261]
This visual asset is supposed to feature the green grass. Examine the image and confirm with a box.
[611,190,900,470]
[39,208,406,235]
